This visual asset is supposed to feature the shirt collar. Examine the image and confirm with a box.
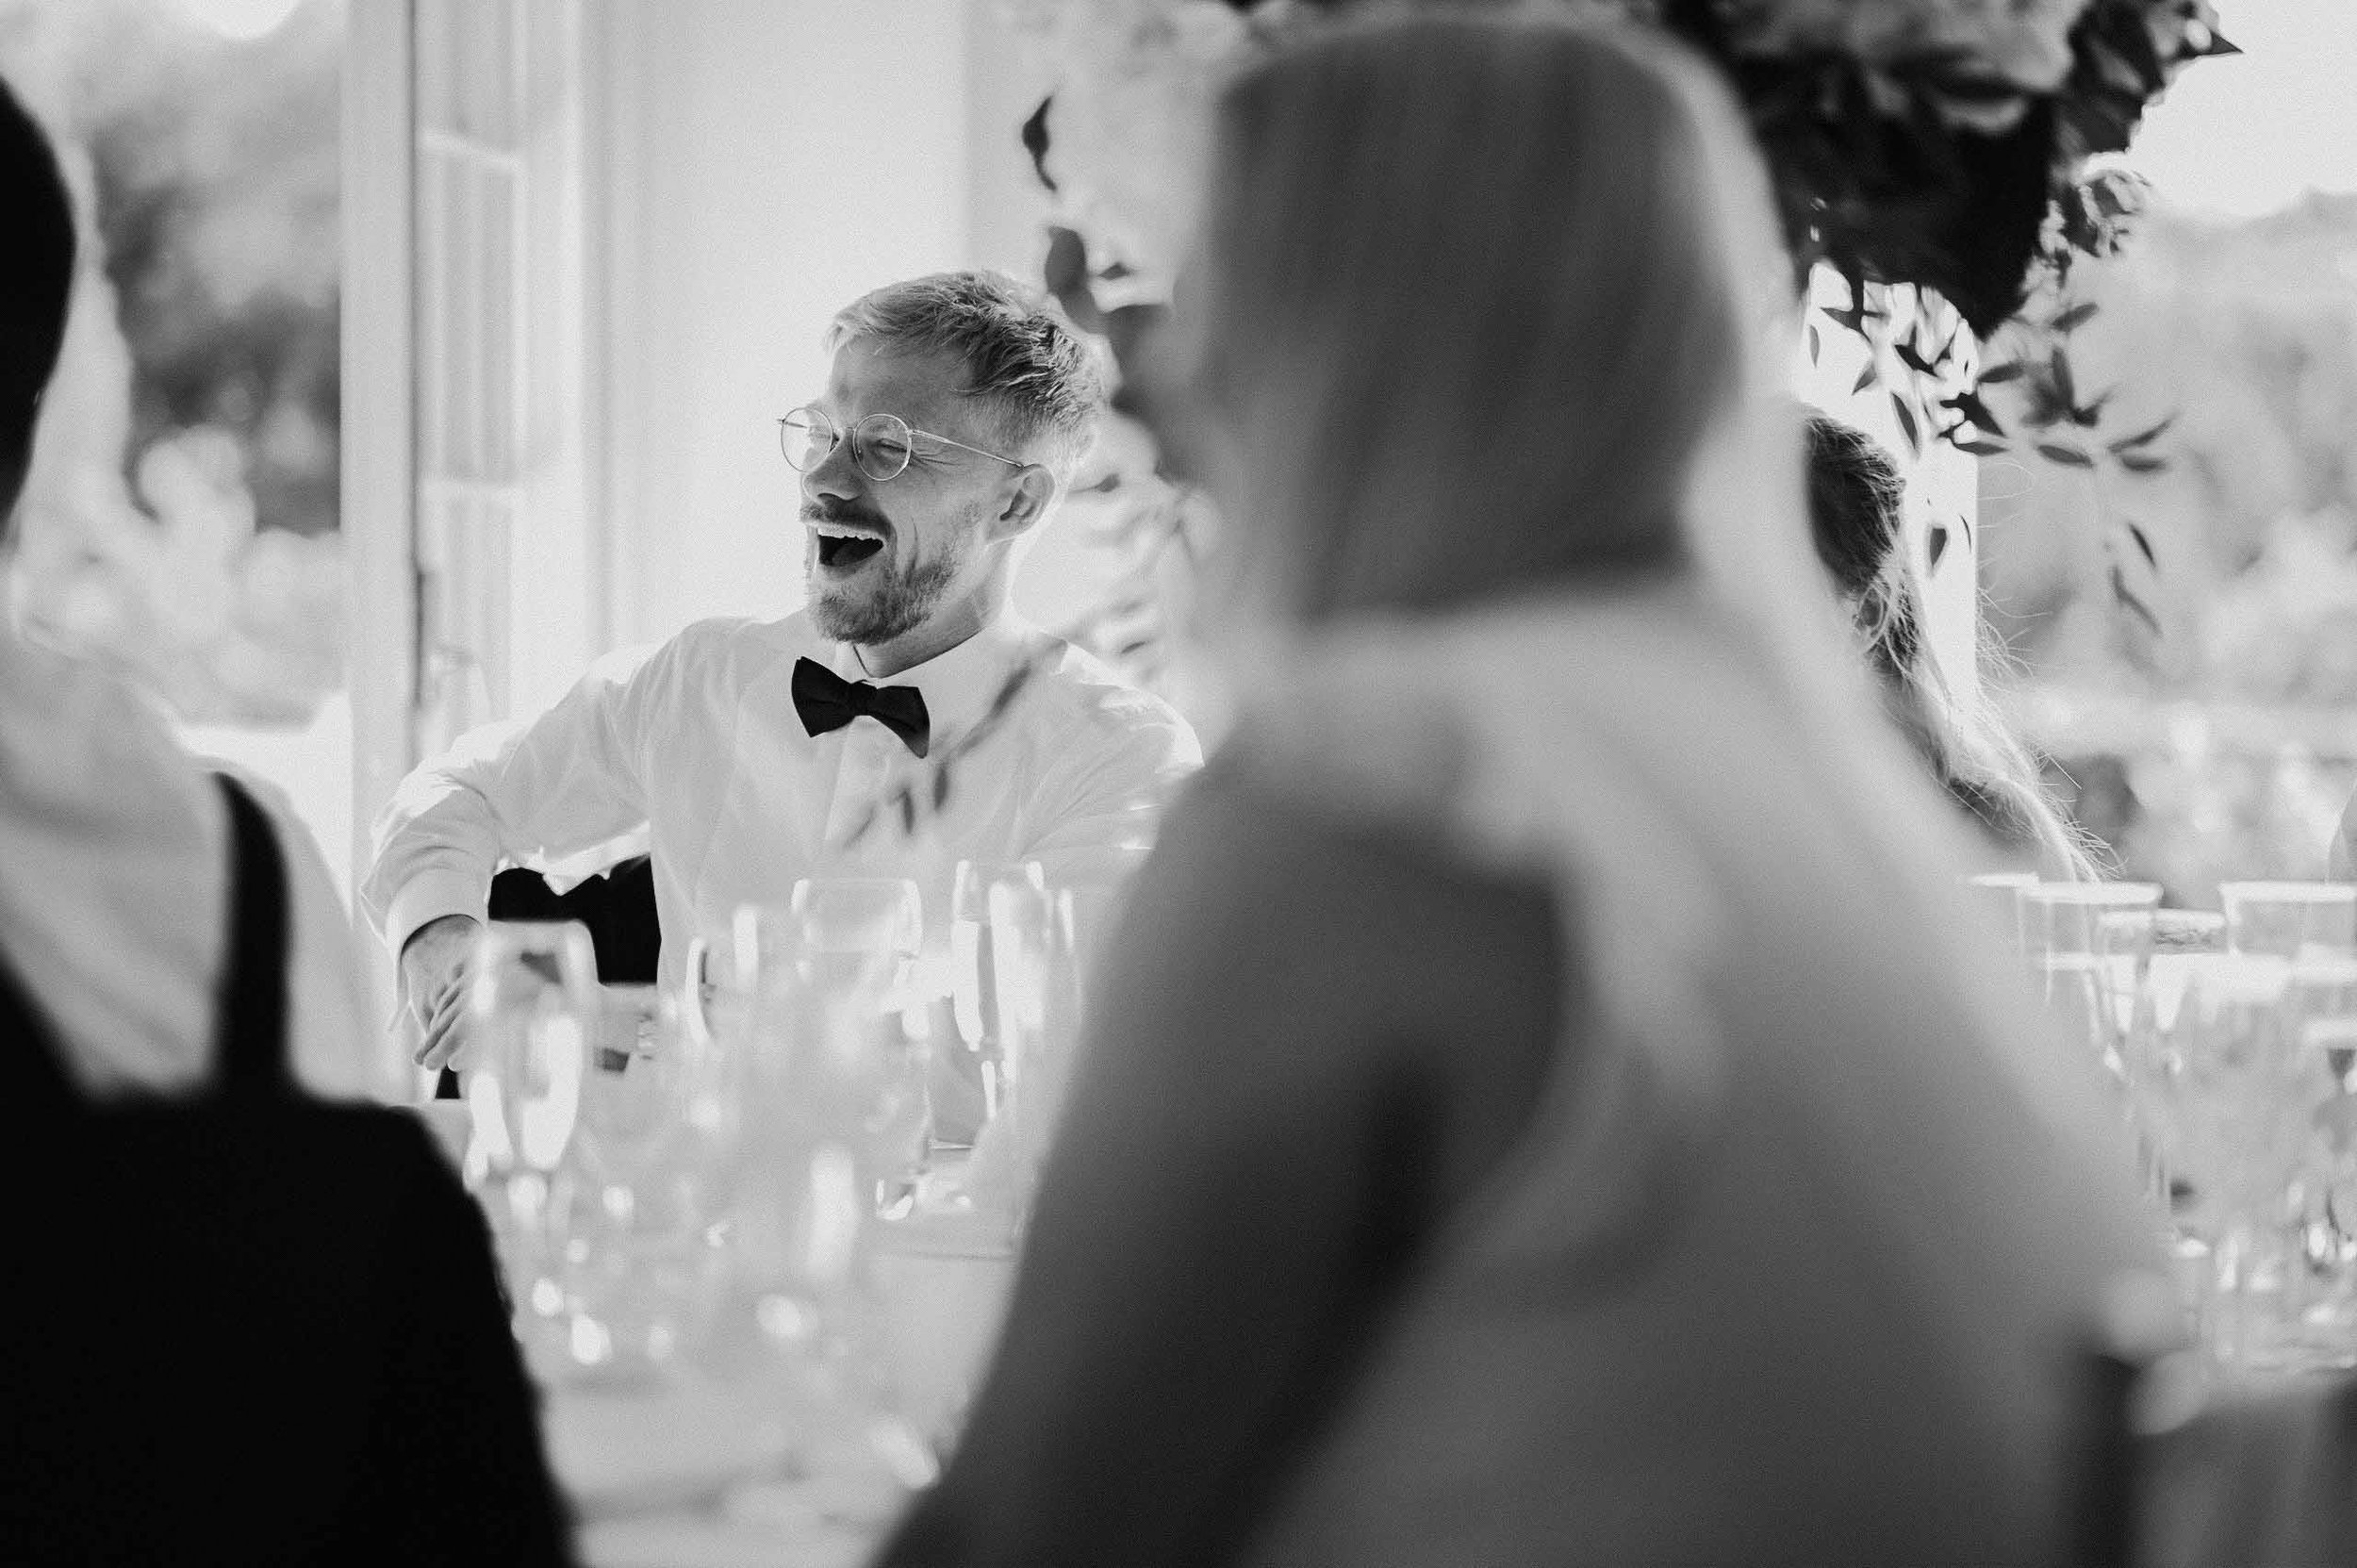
[828,608,1041,744]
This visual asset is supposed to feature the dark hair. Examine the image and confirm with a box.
[1804,409,1920,682]
[826,271,1105,483]
[1801,410,2102,878]
[0,76,74,522]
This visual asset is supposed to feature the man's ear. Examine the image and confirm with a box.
[990,465,1059,541]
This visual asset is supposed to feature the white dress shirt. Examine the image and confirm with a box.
[0,627,377,1098]
[363,608,1202,988]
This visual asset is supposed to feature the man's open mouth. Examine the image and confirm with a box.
[814,527,885,571]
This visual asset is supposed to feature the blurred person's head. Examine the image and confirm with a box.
[1805,410,1920,684]
[0,77,74,530]
[798,271,1104,661]
[1803,410,2102,879]
[1166,12,1770,625]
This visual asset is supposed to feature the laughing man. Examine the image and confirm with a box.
[366,272,1202,1069]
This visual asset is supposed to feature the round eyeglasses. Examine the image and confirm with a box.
[778,405,1024,484]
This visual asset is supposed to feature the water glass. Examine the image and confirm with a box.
[2158,953,2304,1368]
[2280,954,2357,1367]
[947,862,1056,1222]
[461,921,596,1324]
[2220,881,2357,962]
[715,883,930,1318]
[2019,883,2162,1086]
[1963,870,2039,951]
[554,986,733,1378]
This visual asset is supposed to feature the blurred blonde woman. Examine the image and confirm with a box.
[1803,410,2103,880]
[874,13,2154,1567]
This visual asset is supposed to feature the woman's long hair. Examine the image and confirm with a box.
[1804,412,2104,880]
[1170,8,2032,910]
[1175,13,1742,622]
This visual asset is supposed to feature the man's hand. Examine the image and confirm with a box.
[401,914,484,1070]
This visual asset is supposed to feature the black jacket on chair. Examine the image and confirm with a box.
[488,853,661,985]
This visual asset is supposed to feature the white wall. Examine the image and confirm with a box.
[591,0,976,648]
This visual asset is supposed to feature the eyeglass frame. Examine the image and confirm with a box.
[778,404,1027,484]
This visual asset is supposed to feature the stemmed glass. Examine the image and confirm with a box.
[714,881,928,1335]
[2282,953,2357,1367]
[461,921,596,1334]
[2161,952,2304,1369]
[555,985,733,1378]
[948,861,1053,1226]
[2220,882,2357,963]
[2018,882,2162,1092]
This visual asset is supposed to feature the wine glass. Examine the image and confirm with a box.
[1962,870,2038,953]
[549,985,736,1380]
[2220,881,2357,963]
[2019,882,2161,1090]
[2164,952,2303,1369]
[947,861,1053,1225]
[461,921,596,1329]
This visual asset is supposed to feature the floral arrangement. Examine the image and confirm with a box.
[1011,0,2232,326]
[991,0,2234,696]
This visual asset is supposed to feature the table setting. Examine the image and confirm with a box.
[409,862,1086,1565]
[1987,872,2357,1383]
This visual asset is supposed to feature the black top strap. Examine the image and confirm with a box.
[211,772,292,1098]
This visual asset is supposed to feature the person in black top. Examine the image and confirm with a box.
[0,74,572,1564]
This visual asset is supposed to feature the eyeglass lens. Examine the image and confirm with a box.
[778,408,916,482]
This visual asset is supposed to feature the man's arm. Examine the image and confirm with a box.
[361,639,671,1063]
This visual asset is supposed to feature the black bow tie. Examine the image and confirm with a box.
[792,656,931,758]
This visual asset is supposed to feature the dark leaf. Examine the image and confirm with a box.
[2069,390,2113,428]
[1852,359,1880,396]
[2036,442,2096,468]
[1926,522,1950,572]
[1892,392,1920,455]
[1933,318,1965,371]
[1976,360,2027,385]
[2054,301,2101,332]
[1954,438,2010,457]
[1806,322,1821,365]
[1042,227,1105,331]
[932,768,950,811]
[898,791,916,835]
[1096,259,1133,282]
[2111,567,2164,637]
[2118,451,2169,474]
[1895,338,1937,377]
[1942,387,2005,436]
[2051,349,2078,409]
[2125,520,2157,569]
[1020,97,1056,193]
[2108,415,2176,452]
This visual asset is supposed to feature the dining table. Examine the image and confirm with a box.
[413,1099,1020,1568]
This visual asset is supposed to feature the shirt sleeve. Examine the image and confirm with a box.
[360,636,674,956]
[1019,695,1205,891]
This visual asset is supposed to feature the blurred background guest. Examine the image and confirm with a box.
[872,13,2155,1567]
[0,72,370,1101]
[0,74,568,1564]
[1803,409,2103,880]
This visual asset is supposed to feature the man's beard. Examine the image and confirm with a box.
[808,536,966,646]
